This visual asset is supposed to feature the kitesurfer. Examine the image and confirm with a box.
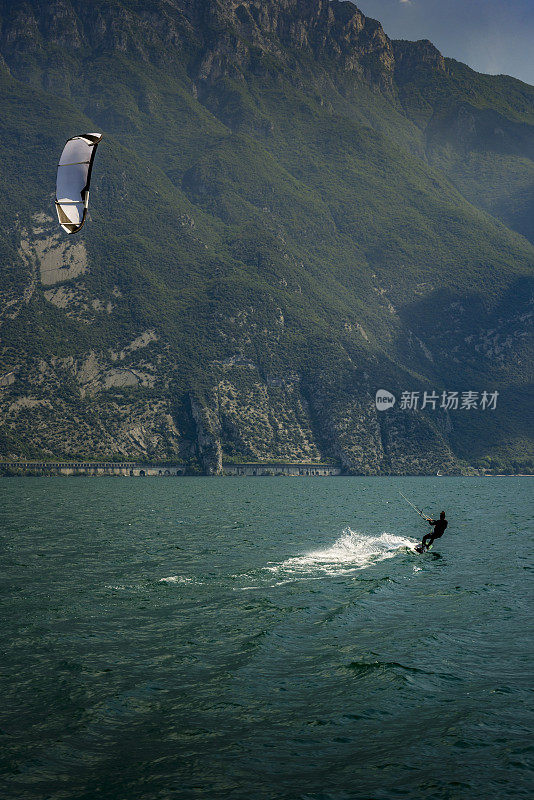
[421,511,447,551]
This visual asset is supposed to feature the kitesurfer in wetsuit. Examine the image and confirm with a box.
[421,511,447,550]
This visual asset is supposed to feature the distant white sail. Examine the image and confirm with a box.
[55,133,102,234]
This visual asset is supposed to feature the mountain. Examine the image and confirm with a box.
[0,0,532,474]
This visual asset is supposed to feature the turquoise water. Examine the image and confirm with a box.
[1,477,532,800]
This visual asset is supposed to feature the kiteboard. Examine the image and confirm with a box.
[415,543,433,554]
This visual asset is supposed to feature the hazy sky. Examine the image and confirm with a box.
[354,0,534,85]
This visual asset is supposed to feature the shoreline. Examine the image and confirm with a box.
[0,461,531,477]
[0,460,341,477]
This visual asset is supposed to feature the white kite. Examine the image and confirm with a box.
[55,133,102,234]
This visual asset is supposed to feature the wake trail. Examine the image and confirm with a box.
[266,528,416,580]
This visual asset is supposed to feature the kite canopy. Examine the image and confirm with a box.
[55,133,102,234]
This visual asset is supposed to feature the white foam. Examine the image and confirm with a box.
[158,575,198,584]
[267,528,416,579]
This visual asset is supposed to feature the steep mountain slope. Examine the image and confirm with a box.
[0,0,532,473]
[393,43,534,244]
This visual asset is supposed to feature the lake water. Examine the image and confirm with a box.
[1,477,532,799]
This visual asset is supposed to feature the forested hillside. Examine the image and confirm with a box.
[0,0,532,473]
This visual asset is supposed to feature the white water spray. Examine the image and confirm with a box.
[267,528,416,579]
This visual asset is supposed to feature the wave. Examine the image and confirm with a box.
[266,528,416,580]
[158,575,200,585]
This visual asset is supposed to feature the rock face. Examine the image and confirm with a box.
[393,39,446,76]
[0,0,532,474]
[0,0,424,91]
[189,394,223,474]
[19,213,88,287]
[191,0,395,89]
